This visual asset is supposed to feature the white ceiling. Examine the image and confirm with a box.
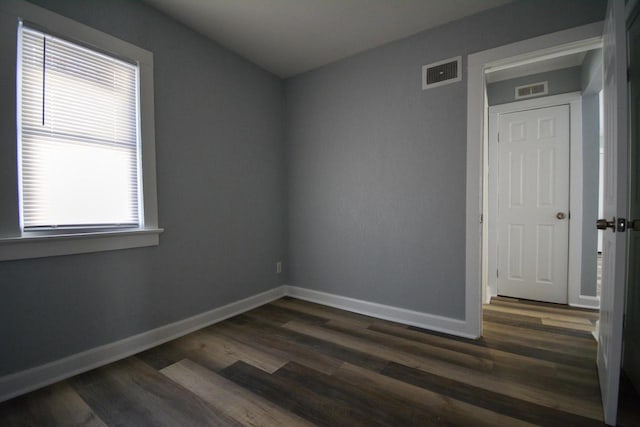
[143,0,513,78]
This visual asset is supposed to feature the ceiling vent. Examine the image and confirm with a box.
[515,81,548,99]
[422,56,462,90]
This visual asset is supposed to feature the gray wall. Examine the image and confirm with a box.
[0,0,607,378]
[582,49,604,94]
[0,0,285,376]
[487,66,582,106]
[581,48,603,298]
[285,0,606,319]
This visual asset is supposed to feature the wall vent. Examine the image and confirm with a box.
[422,56,462,90]
[514,81,549,99]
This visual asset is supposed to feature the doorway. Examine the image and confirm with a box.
[463,22,605,339]
[482,50,603,308]
[467,8,634,424]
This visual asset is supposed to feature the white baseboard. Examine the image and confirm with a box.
[1,283,477,403]
[0,286,286,403]
[570,295,600,310]
[284,285,474,339]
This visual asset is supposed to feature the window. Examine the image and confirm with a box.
[0,1,161,261]
[19,26,142,231]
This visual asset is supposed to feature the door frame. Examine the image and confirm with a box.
[486,92,594,308]
[465,22,603,338]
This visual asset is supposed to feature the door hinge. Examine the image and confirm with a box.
[497,132,500,143]
[480,214,483,224]
[628,68,632,82]
[496,269,499,278]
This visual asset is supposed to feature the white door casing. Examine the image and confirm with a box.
[496,105,571,304]
[467,23,603,338]
[598,0,628,425]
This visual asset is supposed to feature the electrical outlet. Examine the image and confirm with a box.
[276,261,282,274]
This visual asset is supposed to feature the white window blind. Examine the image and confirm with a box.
[19,25,141,230]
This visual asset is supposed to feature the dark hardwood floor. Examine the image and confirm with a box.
[1,296,638,426]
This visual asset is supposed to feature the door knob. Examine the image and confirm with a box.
[556,212,566,220]
[597,218,616,231]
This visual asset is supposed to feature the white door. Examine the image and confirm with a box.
[623,0,640,405]
[598,0,628,424]
[496,105,570,304]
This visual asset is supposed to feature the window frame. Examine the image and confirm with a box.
[0,1,162,261]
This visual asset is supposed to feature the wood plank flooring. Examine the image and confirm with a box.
[0,296,636,426]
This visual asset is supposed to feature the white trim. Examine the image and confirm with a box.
[285,286,475,339]
[485,40,602,75]
[0,286,287,403]
[0,284,476,403]
[486,92,587,308]
[487,103,499,304]
[571,295,601,310]
[0,0,160,259]
[593,319,600,342]
[0,228,164,261]
[466,22,604,338]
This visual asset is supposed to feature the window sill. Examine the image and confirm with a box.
[0,228,164,261]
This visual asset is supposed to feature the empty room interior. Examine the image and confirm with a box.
[1,0,639,425]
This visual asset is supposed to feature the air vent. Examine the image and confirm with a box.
[515,81,549,99]
[422,56,462,90]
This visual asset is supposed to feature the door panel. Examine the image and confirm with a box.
[507,224,523,279]
[497,105,570,304]
[508,152,525,207]
[598,0,628,424]
[536,224,553,283]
